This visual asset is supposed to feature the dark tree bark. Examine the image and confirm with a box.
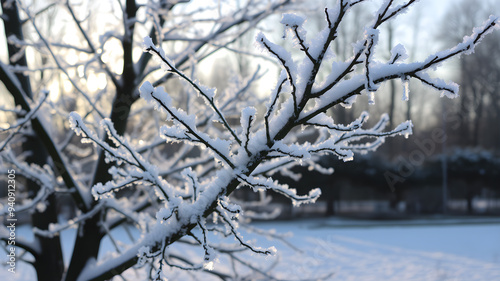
[64,0,140,278]
[1,1,64,280]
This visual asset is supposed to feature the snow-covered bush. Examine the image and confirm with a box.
[1,0,498,280]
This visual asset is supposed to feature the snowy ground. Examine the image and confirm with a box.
[248,218,500,281]
[2,218,500,280]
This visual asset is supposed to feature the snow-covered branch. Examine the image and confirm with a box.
[33,201,106,238]
[143,38,242,146]
[3,0,498,279]
[0,149,56,215]
[0,90,48,151]
[15,1,106,119]
[75,1,500,278]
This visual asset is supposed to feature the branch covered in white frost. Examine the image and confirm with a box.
[0,148,56,215]
[0,90,49,151]
[72,1,499,280]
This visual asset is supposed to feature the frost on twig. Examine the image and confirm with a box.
[65,0,499,279]
[0,149,56,215]
[0,90,49,151]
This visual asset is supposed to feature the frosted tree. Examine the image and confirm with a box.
[438,0,500,148]
[1,0,498,280]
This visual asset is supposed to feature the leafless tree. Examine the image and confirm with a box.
[438,0,500,149]
[1,0,498,280]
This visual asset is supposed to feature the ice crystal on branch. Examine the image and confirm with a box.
[100,1,496,277]
[1,0,498,280]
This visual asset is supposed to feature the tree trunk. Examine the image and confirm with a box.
[466,192,474,214]
[2,1,65,280]
[65,1,139,278]
[32,194,65,281]
[325,193,336,216]
[471,86,483,147]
